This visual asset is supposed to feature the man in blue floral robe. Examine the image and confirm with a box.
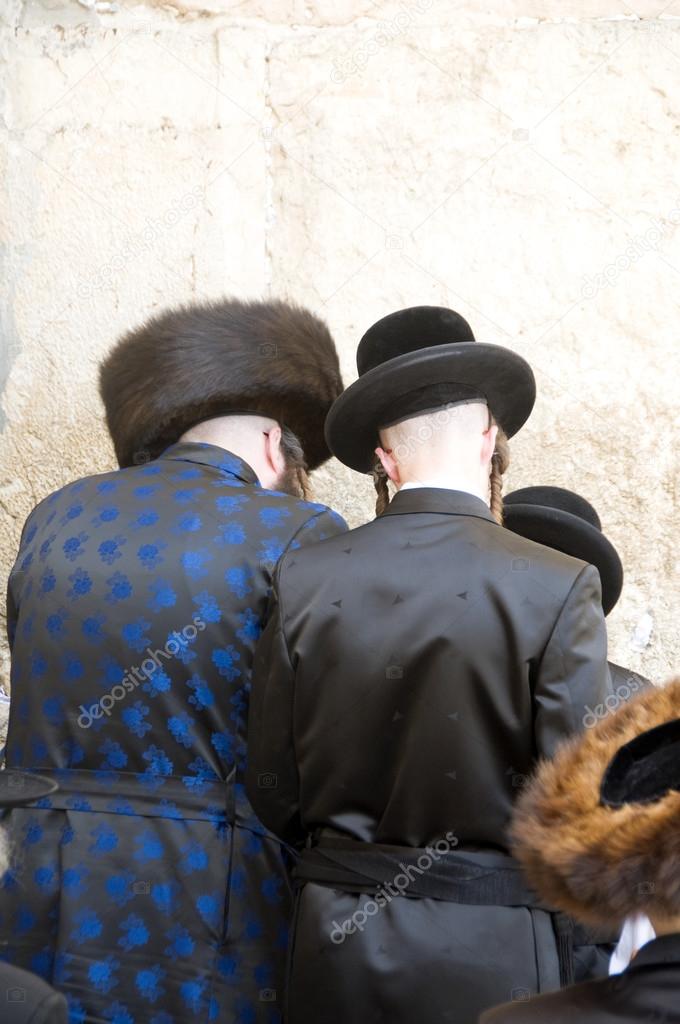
[1,299,347,1024]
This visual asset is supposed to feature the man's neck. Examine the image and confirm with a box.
[398,475,487,504]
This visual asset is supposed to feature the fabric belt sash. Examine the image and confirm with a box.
[296,840,541,906]
[295,837,577,987]
[0,767,237,823]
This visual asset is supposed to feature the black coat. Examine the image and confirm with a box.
[480,933,680,1023]
[246,487,611,1024]
[609,662,650,697]
[0,962,67,1023]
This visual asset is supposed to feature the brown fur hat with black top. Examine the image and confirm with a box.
[99,298,343,470]
[510,677,680,929]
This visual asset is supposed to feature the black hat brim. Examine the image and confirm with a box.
[0,770,58,808]
[325,343,536,474]
[503,504,623,615]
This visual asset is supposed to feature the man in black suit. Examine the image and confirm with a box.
[246,306,611,1023]
[0,770,67,1023]
[503,486,649,699]
[481,674,680,1024]
[503,485,652,980]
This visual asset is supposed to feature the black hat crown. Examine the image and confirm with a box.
[503,485,622,615]
[601,718,680,808]
[357,306,476,375]
[503,486,602,531]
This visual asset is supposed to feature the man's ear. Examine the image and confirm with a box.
[264,424,286,476]
[375,446,401,486]
[481,423,498,467]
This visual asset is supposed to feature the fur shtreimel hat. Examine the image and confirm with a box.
[99,299,343,471]
[511,678,680,929]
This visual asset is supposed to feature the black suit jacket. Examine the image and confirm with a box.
[608,662,650,697]
[245,487,611,1024]
[480,933,680,1023]
[247,486,610,849]
[0,962,67,1024]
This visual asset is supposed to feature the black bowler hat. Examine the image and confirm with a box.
[324,306,536,474]
[0,769,57,808]
[503,486,623,616]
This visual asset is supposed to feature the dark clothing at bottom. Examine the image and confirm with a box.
[480,932,680,1024]
[0,962,68,1024]
[288,882,562,1023]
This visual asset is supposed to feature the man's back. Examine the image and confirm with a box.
[246,486,610,1024]
[251,486,609,849]
[3,440,345,1023]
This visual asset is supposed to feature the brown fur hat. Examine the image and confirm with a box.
[511,677,680,929]
[99,298,343,470]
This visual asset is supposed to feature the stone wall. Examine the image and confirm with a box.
[1,0,679,695]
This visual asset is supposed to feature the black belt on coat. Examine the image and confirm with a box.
[294,836,576,987]
[295,839,540,905]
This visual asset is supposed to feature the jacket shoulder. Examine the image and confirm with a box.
[496,524,595,593]
[499,525,589,575]
[278,512,371,564]
[17,468,119,546]
[250,489,347,532]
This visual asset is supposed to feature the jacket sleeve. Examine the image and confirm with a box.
[5,506,41,648]
[246,569,304,846]
[534,563,611,759]
[5,573,17,650]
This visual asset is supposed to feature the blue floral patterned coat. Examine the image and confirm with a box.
[1,442,347,1024]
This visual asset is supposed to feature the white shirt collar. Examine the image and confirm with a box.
[400,480,484,501]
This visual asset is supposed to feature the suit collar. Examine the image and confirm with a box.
[380,486,497,525]
[630,933,680,970]
[157,442,260,485]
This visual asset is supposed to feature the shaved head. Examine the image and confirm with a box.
[379,401,490,473]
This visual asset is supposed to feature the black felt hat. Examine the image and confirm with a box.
[503,486,623,616]
[0,769,57,807]
[324,306,536,473]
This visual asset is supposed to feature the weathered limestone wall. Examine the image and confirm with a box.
[1,0,679,694]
